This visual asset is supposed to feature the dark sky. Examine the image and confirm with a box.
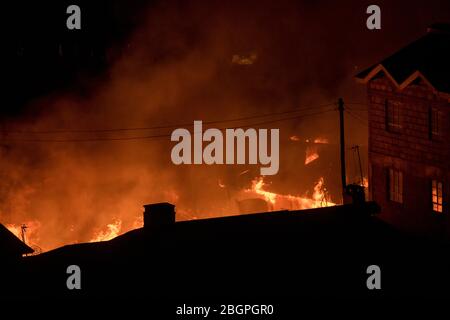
[3,0,450,118]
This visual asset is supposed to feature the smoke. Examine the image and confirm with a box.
[3,0,448,250]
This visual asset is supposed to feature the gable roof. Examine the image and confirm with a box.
[0,224,34,256]
[356,24,450,94]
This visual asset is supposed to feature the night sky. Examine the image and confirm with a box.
[3,0,450,117]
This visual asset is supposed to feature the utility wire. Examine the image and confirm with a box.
[2,103,335,135]
[347,103,369,112]
[2,108,336,143]
[346,107,368,112]
[346,102,368,106]
[345,110,368,127]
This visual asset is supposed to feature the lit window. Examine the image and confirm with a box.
[386,100,401,132]
[430,108,440,137]
[389,169,403,203]
[432,180,443,213]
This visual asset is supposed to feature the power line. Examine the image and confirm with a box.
[346,107,368,112]
[345,110,368,127]
[346,102,368,112]
[2,103,335,135]
[346,102,368,106]
[2,108,336,143]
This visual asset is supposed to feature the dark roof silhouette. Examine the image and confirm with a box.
[35,201,383,260]
[4,201,450,299]
[0,223,34,257]
[356,23,450,94]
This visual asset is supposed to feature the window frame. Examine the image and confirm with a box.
[385,100,402,133]
[431,180,443,213]
[388,168,403,204]
[429,107,440,138]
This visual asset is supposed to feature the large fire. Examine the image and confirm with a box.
[3,136,337,250]
[5,174,336,250]
[0,0,368,258]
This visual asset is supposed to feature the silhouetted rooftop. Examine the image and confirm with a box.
[0,224,34,257]
[356,24,450,94]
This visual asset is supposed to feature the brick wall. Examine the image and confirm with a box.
[367,75,450,238]
[367,77,450,169]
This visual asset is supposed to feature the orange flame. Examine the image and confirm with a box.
[89,219,122,242]
[246,176,334,210]
[305,146,319,165]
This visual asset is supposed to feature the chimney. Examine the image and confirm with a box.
[143,202,176,230]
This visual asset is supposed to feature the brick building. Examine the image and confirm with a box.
[356,24,450,237]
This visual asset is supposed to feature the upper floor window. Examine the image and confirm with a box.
[432,180,443,213]
[388,169,403,203]
[429,107,440,138]
[386,100,401,132]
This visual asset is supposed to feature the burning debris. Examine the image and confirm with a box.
[305,147,319,165]
[243,176,334,211]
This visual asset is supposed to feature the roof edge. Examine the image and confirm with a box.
[355,64,443,95]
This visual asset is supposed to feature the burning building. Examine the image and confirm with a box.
[356,23,450,237]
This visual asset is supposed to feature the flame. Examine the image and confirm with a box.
[362,177,369,188]
[290,135,301,141]
[305,146,319,165]
[245,176,334,210]
[251,178,277,204]
[304,137,328,165]
[89,219,122,242]
[314,137,329,144]
[218,179,226,188]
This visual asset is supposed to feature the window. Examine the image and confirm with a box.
[432,180,443,213]
[429,108,440,137]
[389,169,403,203]
[386,100,401,132]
